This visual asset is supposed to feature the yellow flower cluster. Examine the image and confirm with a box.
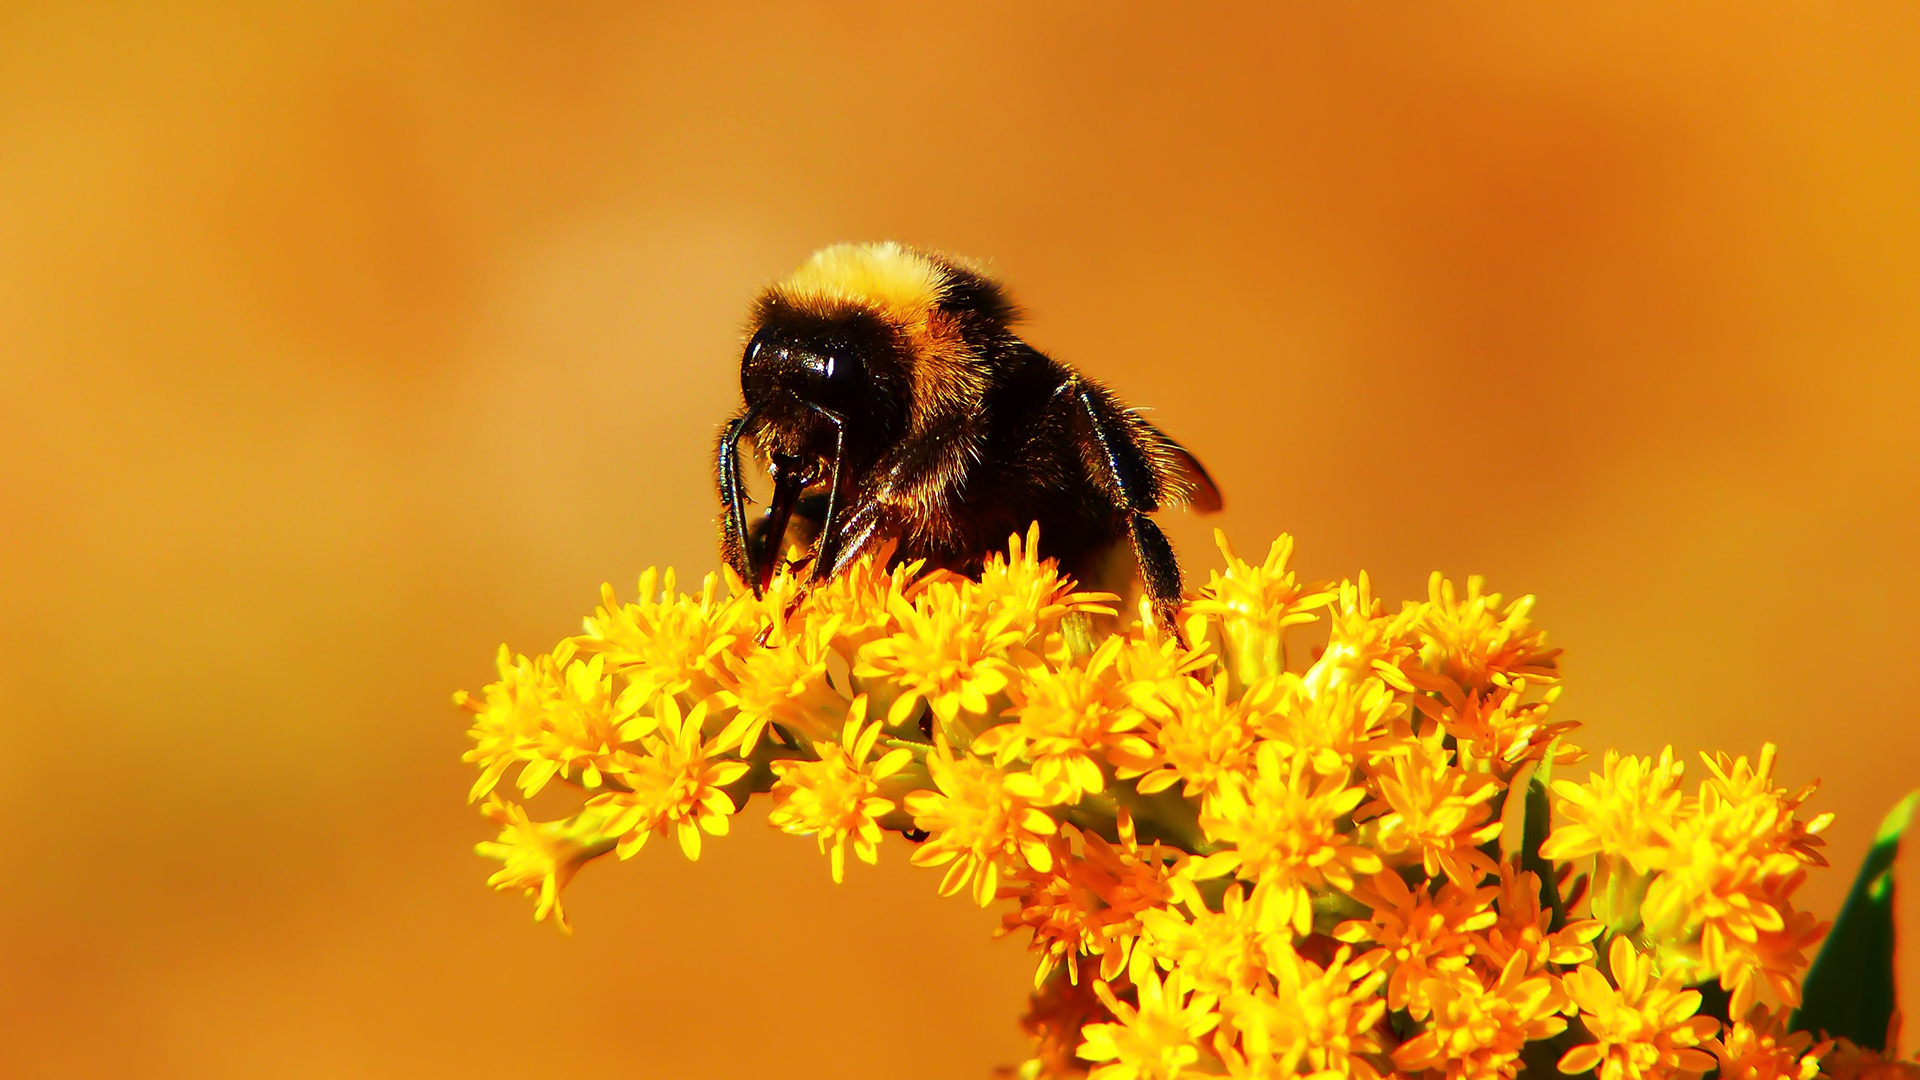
[457,528,1878,1079]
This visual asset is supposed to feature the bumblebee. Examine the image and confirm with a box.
[717,242,1221,628]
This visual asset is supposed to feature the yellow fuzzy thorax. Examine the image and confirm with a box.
[457,526,1844,1080]
[769,241,952,323]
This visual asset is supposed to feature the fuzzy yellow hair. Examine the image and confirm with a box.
[769,242,949,324]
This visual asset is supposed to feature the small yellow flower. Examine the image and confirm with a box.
[573,567,738,709]
[1000,837,1113,986]
[1706,1005,1823,1080]
[1189,530,1335,690]
[800,547,924,654]
[1557,936,1719,1080]
[1391,953,1568,1080]
[1077,961,1222,1080]
[474,797,619,933]
[1250,672,1401,777]
[1413,573,1560,695]
[766,697,912,882]
[457,644,562,801]
[518,652,634,797]
[1637,746,1832,1014]
[854,583,1023,733]
[717,614,851,754]
[1217,942,1387,1080]
[906,742,1058,905]
[1303,572,1420,696]
[1115,674,1259,816]
[1001,813,1175,986]
[1138,884,1275,996]
[1193,741,1381,937]
[982,635,1149,804]
[1429,681,1582,778]
[1358,732,1503,886]
[1540,746,1688,872]
[1012,963,1114,1080]
[1114,609,1217,693]
[590,697,749,861]
[1817,1032,1920,1080]
[1333,870,1497,1016]
[973,522,1119,645]
[1476,860,1603,978]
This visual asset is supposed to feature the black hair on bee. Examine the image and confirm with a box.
[716,242,1221,629]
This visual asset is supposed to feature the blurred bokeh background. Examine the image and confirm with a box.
[4,3,1918,1077]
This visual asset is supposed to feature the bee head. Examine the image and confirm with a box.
[739,309,909,468]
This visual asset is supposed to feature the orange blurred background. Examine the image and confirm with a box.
[4,4,1919,1077]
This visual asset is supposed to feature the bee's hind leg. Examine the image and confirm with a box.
[1059,378,1188,635]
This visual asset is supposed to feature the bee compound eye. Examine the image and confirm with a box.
[821,348,864,392]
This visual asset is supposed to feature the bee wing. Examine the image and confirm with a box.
[1161,439,1222,514]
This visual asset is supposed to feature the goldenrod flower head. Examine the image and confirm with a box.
[1391,953,1568,1080]
[524,652,634,796]
[1557,936,1719,1080]
[797,546,927,654]
[1818,1027,1920,1080]
[1695,743,1832,871]
[1477,860,1604,976]
[1011,963,1115,1080]
[591,697,749,861]
[574,567,737,709]
[1115,672,1258,815]
[457,644,563,802]
[1357,732,1503,886]
[1334,870,1497,1016]
[766,697,911,882]
[1189,530,1334,690]
[474,796,618,933]
[1642,859,1825,1019]
[1413,573,1560,696]
[855,583,1023,734]
[975,521,1119,645]
[1217,942,1387,1080]
[1305,572,1420,697]
[1706,1005,1823,1080]
[1002,836,1118,986]
[1002,813,1176,986]
[981,636,1147,804]
[1250,672,1401,778]
[1139,884,1275,996]
[906,740,1058,905]
[456,527,1844,1080]
[1077,961,1222,1080]
[717,614,849,753]
[1193,742,1381,937]
[1547,744,1836,1014]
[1432,682,1582,779]
[1540,746,1688,873]
[1114,611,1217,692]
[462,648,633,801]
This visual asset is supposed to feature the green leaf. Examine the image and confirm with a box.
[1791,791,1918,1049]
[1518,749,1568,931]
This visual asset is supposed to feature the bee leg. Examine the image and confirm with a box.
[1128,512,1184,632]
[797,401,865,584]
[1062,380,1186,633]
[817,496,884,579]
[716,407,759,587]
